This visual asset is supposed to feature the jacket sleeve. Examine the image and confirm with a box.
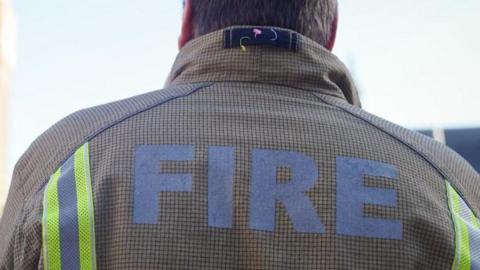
[0,162,43,270]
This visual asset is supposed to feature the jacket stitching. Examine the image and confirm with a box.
[311,92,478,216]
[35,82,214,194]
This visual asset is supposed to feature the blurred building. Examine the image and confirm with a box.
[419,128,480,173]
[0,0,16,216]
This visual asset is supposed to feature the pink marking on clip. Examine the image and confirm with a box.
[253,28,263,38]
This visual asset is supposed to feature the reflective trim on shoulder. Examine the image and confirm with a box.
[42,143,97,270]
[446,181,480,270]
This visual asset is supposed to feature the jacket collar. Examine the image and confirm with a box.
[166,25,361,106]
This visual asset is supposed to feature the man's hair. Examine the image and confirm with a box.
[190,0,338,47]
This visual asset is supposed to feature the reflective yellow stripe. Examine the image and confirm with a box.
[43,169,63,270]
[75,144,97,270]
[447,182,475,270]
[43,143,96,270]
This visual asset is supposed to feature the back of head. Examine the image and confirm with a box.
[190,0,338,47]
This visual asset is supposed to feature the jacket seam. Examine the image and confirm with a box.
[169,80,350,104]
[35,82,214,193]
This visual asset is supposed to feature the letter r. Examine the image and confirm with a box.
[249,149,324,233]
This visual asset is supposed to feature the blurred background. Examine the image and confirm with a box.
[0,0,479,215]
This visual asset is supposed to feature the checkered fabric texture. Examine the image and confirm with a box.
[1,25,479,269]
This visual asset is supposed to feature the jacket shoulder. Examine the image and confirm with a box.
[314,94,480,213]
[14,83,210,196]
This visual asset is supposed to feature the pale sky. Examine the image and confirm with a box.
[6,0,480,182]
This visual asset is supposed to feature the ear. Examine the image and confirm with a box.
[325,7,339,51]
[178,0,194,49]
